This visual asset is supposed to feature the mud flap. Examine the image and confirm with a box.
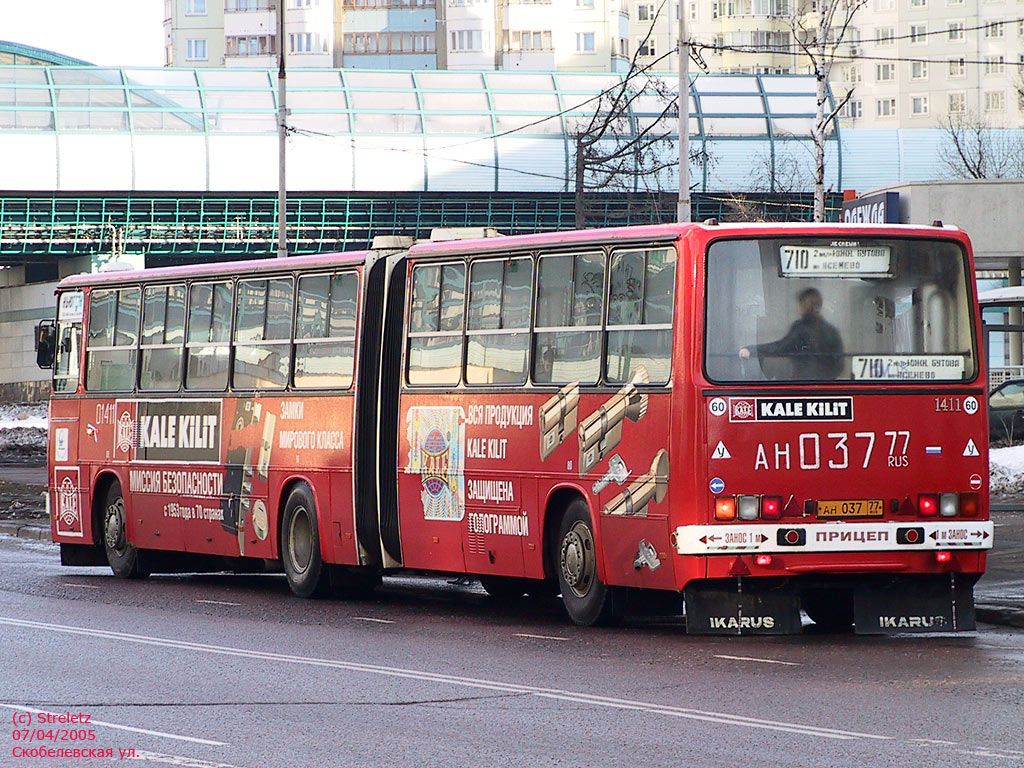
[854,574,977,635]
[685,580,801,635]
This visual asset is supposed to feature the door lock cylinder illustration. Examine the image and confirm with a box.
[539,381,579,460]
[603,449,669,518]
[578,365,649,475]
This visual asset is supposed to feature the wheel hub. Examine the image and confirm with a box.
[104,498,125,551]
[560,521,595,599]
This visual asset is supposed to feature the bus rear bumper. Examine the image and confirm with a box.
[684,573,979,635]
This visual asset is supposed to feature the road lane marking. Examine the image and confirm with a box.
[0,616,890,742]
[195,600,241,607]
[129,750,246,767]
[353,617,395,624]
[714,654,802,666]
[0,704,226,746]
[514,633,569,642]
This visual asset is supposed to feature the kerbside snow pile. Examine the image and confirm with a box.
[0,402,47,463]
[991,445,1024,498]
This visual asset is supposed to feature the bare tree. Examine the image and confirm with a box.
[790,0,867,221]
[571,5,711,228]
[937,111,1024,179]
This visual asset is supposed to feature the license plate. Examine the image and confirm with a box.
[816,499,885,518]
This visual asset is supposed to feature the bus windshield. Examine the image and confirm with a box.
[704,236,977,384]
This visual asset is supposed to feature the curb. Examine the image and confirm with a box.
[976,603,1024,629]
[0,522,50,541]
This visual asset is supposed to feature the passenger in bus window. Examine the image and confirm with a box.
[738,287,844,380]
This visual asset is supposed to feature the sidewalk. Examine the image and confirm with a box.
[1,466,1021,628]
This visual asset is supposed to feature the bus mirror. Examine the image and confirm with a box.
[35,320,56,369]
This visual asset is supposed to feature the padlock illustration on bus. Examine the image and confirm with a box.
[603,449,670,518]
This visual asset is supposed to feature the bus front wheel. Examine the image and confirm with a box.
[102,481,148,579]
[555,500,623,626]
[281,484,330,599]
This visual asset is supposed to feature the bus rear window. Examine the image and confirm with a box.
[704,237,977,384]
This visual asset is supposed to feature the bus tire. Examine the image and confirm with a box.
[555,499,623,626]
[803,591,854,632]
[479,576,527,599]
[281,484,330,599]
[102,480,149,580]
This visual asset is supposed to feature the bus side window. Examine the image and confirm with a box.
[186,281,232,391]
[466,256,532,385]
[233,277,293,390]
[140,284,185,391]
[606,247,675,384]
[533,252,604,385]
[85,287,140,392]
[53,291,83,394]
[407,263,464,386]
[294,271,358,389]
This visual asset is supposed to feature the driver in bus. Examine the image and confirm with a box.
[738,287,844,380]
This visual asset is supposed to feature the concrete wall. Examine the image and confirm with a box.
[0,270,55,402]
[865,179,1024,271]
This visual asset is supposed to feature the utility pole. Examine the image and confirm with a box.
[277,0,288,258]
[676,0,690,223]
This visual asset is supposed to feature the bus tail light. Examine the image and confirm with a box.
[939,493,959,517]
[960,493,980,517]
[755,554,773,567]
[737,495,759,521]
[715,497,736,521]
[917,493,938,517]
[935,551,952,563]
[761,495,783,520]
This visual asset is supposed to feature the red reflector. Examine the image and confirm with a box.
[960,493,980,517]
[761,495,783,520]
[935,551,952,563]
[917,493,939,517]
[755,554,773,567]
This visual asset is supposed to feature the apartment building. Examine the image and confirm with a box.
[164,0,343,68]
[835,0,1024,129]
[165,0,628,71]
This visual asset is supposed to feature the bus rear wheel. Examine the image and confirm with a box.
[555,500,623,626]
[102,480,148,579]
[281,484,330,598]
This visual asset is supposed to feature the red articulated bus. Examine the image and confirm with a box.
[38,222,993,634]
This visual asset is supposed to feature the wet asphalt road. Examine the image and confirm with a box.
[1,536,1023,768]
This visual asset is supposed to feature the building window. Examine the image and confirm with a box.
[841,64,861,83]
[876,97,896,117]
[451,29,485,51]
[946,0,963,4]
[985,90,1005,112]
[576,32,596,52]
[947,20,964,40]
[909,0,926,6]
[637,37,656,56]
[507,30,553,50]
[948,57,965,77]
[984,21,1005,38]
[876,27,894,45]
[910,94,929,115]
[186,38,208,60]
[984,55,1005,75]
[909,24,926,44]
[637,2,655,19]
[910,60,928,79]
[345,31,435,53]
[840,99,862,119]
[876,62,894,81]
[186,0,207,14]
[948,91,966,114]
[576,0,595,6]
